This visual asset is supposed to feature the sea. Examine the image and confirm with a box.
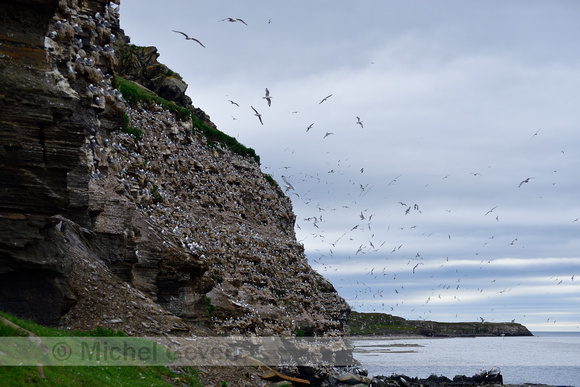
[351,332,580,386]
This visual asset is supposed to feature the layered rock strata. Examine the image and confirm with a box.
[0,0,350,339]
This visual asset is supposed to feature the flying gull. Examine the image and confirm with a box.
[323,132,334,139]
[484,206,498,216]
[306,123,314,132]
[319,94,333,104]
[227,99,239,106]
[220,17,248,25]
[251,106,263,125]
[518,177,534,188]
[263,88,272,107]
[356,116,364,128]
[281,175,295,190]
[171,30,205,47]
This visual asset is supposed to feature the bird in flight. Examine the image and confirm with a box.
[530,128,541,140]
[518,177,534,188]
[251,106,263,125]
[323,132,334,139]
[388,175,402,186]
[220,17,248,25]
[281,175,295,190]
[227,99,239,107]
[263,88,272,107]
[306,123,314,132]
[356,116,364,128]
[171,30,205,47]
[319,94,333,104]
[484,206,498,216]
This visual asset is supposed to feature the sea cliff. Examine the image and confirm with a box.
[0,0,349,343]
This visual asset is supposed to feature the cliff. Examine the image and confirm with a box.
[349,311,533,337]
[0,0,349,342]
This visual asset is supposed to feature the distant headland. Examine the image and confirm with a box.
[349,311,533,337]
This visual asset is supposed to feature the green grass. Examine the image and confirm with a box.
[204,295,215,317]
[0,365,202,387]
[114,76,190,118]
[121,113,143,141]
[114,75,260,163]
[0,311,203,386]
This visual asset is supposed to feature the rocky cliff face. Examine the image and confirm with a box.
[0,0,349,338]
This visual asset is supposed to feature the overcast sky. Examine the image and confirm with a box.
[119,1,580,331]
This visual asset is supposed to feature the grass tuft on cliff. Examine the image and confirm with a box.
[114,75,260,163]
[0,311,203,386]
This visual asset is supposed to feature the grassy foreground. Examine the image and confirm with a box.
[0,311,203,386]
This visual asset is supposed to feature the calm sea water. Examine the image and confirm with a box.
[351,332,580,386]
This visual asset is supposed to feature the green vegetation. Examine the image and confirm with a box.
[150,183,162,203]
[115,76,190,118]
[117,43,144,62]
[114,75,260,163]
[262,173,283,194]
[204,295,215,317]
[121,113,143,140]
[191,111,259,163]
[0,311,203,386]
[349,311,416,336]
[349,311,532,337]
[165,69,182,79]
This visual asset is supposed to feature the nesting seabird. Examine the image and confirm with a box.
[319,94,333,104]
[251,106,263,125]
[220,17,248,25]
[263,88,272,107]
[171,30,205,47]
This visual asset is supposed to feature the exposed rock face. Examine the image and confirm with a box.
[114,39,214,129]
[0,0,350,338]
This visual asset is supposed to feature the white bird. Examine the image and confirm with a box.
[281,175,295,190]
[518,177,534,188]
[220,17,247,25]
[484,206,498,216]
[356,116,363,128]
[251,106,263,125]
[319,94,333,104]
[263,88,272,107]
[171,30,205,47]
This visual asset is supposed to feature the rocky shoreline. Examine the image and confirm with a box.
[327,366,561,387]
